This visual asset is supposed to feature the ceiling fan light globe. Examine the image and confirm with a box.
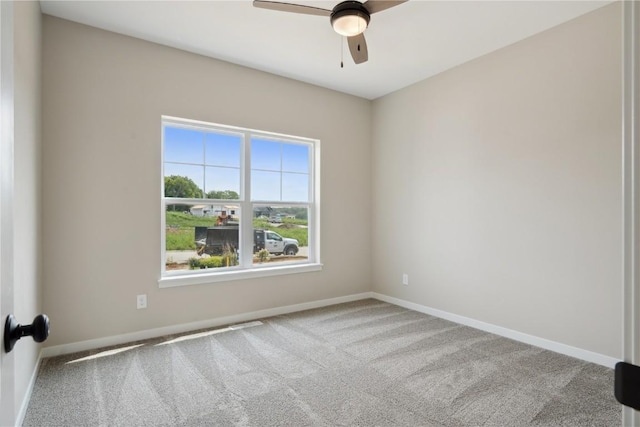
[330,1,370,37]
[332,15,368,36]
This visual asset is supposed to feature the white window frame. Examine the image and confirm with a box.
[159,116,322,288]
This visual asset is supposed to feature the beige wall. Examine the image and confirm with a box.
[371,3,622,358]
[42,3,623,361]
[41,17,372,346]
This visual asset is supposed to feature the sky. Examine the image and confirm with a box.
[164,126,310,202]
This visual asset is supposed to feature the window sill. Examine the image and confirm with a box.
[158,263,324,288]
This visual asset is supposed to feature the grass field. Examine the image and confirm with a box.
[166,212,218,250]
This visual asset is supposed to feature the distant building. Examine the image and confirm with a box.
[190,204,239,219]
[189,205,214,217]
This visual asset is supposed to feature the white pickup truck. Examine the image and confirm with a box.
[254,229,299,255]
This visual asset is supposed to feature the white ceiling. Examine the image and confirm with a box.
[40,0,612,100]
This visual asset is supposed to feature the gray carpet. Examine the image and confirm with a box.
[24,299,620,426]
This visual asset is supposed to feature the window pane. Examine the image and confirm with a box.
[251,140,311,202]
[282,173,309,202]
[204,166,240,198]
[164,127,203,164]
[164,164,204,198]
[251,139,281,171]
[165,204,240,271]
[282,143,309,173]
[205,133,241,167]
[252,170,280,201]
[253,206,308,265]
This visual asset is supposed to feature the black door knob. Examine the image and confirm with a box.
[4,314,50,353]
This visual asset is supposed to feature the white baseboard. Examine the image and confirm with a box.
[15,348,43,427]
[40,290,618,369]
[41,292,374,358]
[371,293,618,368]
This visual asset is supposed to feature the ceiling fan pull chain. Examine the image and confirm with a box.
[340,36,344,68]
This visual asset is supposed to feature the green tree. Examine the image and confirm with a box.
[164,175,202,198]
[206,190,240,200]
[164,175,202,211]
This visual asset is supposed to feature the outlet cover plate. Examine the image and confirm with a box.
[137,294,147,309]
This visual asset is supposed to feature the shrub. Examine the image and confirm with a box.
[188,256,224,269]
[221,244,239,267]
[257,249,270,263]
[200,257,223,268]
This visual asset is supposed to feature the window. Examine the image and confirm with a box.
[160,116,320,287]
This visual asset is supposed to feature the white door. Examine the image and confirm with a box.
[0,1,15,424]
[622,1,640,426]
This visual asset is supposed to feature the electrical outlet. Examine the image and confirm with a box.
[137,294,147,309]
[402,273,409,286]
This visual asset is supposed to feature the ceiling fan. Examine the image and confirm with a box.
[253,0,408,65]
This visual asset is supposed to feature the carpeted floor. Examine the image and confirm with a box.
[24,299,620,426]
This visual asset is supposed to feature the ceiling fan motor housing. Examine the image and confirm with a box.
[330,1,371,36]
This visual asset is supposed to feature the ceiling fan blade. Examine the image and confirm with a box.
[347,33,368,64]
[363,0,408,14]
[252,1,331,17]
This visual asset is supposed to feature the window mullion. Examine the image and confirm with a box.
[309,141,319,263]
[279,142,283,201]
[201,132,206,198]
[240,132,253,267]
